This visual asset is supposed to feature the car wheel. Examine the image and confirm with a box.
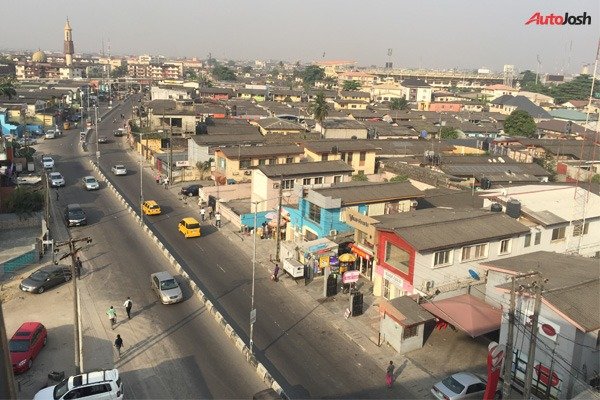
[188,192,193,197]
[37,286,45,294]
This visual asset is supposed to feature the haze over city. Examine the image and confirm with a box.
[2,0,598,72]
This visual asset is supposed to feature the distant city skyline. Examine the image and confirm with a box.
[2,0,598,73]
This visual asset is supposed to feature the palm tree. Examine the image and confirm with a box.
[389,97,408,121]
[0,77,17,99]
[308,92,330,138]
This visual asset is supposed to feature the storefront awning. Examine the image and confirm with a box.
[421,294,502,338]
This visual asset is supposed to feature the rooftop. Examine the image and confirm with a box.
[313,181,424,206]
[321,118,367,130]
[219,144,303,159]
[257,160,354,177]
[303,139,379,153]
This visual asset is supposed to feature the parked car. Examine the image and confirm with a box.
[113,128,125,137]
[49,172,65,187]
[151,271,183,304]
[142,200,161,215]
[33,369,123,400]
[431,372,499,400]
[98,136,108,143]
[9,322,47,374]
[82,176,100,190]
[65,203,87,227]
[180,184,201,197]
[178,217,201,238]
[44,130,56,139]
[20,265,73,294]
[41,156,55,169]
[111,164,127,176]
[16,137,37,146]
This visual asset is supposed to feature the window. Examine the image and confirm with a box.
[285,157,293,164]
[403,325,418,339]
[346,152,353,163]
[239,159,251,169]
[551,227,566,241]
[573,222,589,236]
[302,178,311,185]
[461,243,488,261]
[359,151,366,166]
[308,203,321,223]
[534,231,541,245]
[268,157,277,165]
[524,233,531,247]
[322,153,329,161]
[258,159,266,165]
[314,177,323,185]
[499,239,511,254]
[383,278,391,300]
[333,175,342,183]
[282,179,294,190]
[384,242,410,274]
[466,383,486,394]
[433,250,452,267]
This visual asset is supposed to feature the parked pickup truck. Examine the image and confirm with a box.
[16,174,42,185]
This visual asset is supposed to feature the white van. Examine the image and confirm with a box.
[34,369,123,400]
[80,128,92,141]
[45,130,56,139]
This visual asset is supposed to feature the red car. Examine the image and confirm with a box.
[9,322,47,373]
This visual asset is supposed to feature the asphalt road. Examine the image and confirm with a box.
[38,100,268,399]
[90,97,413,398]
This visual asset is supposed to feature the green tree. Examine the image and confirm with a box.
[342,80,361,91]
[183,68,198,81]
[242,66,253,74]
[198,74,212,87]
[389,174,408,182]
[308,91,330,137]
[440,126,459,139]
[211,64,236,81]
[504,110,537,137]
[591,174,600,184]
[6,187,44,215]
[390,97,408,111]
[0,77,17,99]
[302,65,325,86]
[351,171,369,181]
[519,70,538,87]
[110,65,128,78]
[270,68,280,77]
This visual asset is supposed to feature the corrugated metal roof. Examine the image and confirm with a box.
[220,144,303,158]
[257,160,353,177]
[313,181,424,206]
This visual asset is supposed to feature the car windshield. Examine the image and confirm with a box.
[441,376,465,394]
[186,223,200,229]
[160,279,179,290]
[8,339,29,352]
[43,158,52,162]
[149,204,159,209]
[30,270,49,282]
[51,174,61,179]
[85,177,96,183]
[70,210,85,218]
[53,378,70,399]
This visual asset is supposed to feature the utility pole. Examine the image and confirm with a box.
[0,300,17,399]
[501,277,516,399]
[54,236,92,375]
[274,175,284,262]
[523,278,544,400]
[249,202,258,354]
[169,123,173,186]
[94,105,99,162]
[140,132,144,226]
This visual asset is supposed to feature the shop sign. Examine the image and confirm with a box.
[175,160,190,167]
[383,269,404,289]
[319,255,329,269]
[309,243,328,253]
[342,270,360,284]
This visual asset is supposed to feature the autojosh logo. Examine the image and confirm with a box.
[525,12,591,25]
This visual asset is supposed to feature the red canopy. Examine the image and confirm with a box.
[421,294,502,338]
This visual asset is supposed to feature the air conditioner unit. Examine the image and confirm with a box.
[329,229,338,236]
[273,183,280,189]
[425,280,435,291]
[244,171,251,176]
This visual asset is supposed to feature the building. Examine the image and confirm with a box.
[481,252,599,399]
[252,117,306,135]
[302,139,378,175]
[481,84,519,101]
[270,89,303,102]
[489,95,552,120]
[316,118,368,139]
[399,78,432,109]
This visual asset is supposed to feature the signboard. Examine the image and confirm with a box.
[342,270,360,284]
[383,269,404,289]
[319,255,329,269]
[250,309,256,324]
[175,160,190,167]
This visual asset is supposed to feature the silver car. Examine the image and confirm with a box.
[82,176,99,190]
[41,156,55,169]
[49,172,65,187]
[111,164,127,176]
[431,372,495,400]
[151,272,183,304]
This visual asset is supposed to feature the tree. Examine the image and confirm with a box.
[351,171,369,181]
[504,110,537,137]
[6,187,44,215]
[440,126,459,139]
[110,65,128,79]
[270,68,280,77]
[198,74,212,87]
[242,66,253,74]
[211,64,236,81]
[389,174,408,182]
[308,91,330,137]
[302,65,325,86]
[591,174,600,184]
[389,97,408,111]
[342,80,361,91]
[183,68,198,81]
[0,77,17,99]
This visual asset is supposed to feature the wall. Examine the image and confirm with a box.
[375,230,416,297]
[200,183,251,203]
[323,128,368,140]
[0,212,43,230]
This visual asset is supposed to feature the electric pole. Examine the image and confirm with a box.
[502,277,516,399]
[54,236,92,375]
[274,175,284,262]
[169,123,173,186]
[0,301,18,399]
[523,278,544,400]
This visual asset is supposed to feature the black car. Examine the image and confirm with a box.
[20,265,72,294]
[180,184,202,197]
[65,204,87,227]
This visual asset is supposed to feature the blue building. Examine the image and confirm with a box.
[285,181,425,241]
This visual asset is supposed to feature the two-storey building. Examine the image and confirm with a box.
[302,140,378,175]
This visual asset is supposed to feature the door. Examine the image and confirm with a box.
[152,276,160,294]
[30,327,42,357]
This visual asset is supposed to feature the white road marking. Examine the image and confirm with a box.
[217,264,225,273]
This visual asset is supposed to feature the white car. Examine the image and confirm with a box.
[41,156,55,169]
[151,271,183,304]
[431,372,497,400]
[82,176,100,190]
[44,130,56,139]
[34,369,123,400]
[111,164,127,176]
[49,172,65,187]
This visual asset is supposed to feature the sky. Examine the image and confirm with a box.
[2,0,598,74]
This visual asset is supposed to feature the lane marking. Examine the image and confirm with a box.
[217,264,225,273]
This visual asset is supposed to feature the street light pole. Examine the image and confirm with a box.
[140,132,144,226]
[249,201,258,354]
[94,105,99,162]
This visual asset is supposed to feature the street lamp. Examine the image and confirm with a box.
[140,132,144,226]
[94,105,99,162]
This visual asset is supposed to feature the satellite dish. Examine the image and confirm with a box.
[468,269,480,280]
[420,130,428,138]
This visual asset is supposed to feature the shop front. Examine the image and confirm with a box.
[342,209,377,281]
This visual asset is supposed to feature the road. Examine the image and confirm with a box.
[92,97,415,398]
[38,100,268,399]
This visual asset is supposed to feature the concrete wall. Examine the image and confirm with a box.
[0,212,43,230]
[200,183,251,203]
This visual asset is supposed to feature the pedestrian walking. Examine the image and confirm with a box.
[75,257,83,278]
[106,306,117,329]
[123,297,133,319]
[163,177,169,189]
[200,207,206,222]
[155,173,160,184]
[215,212,221,228]
[271,263,280,282]
[261,222,267,239]
[55,188,59,201]
[386,361,395,389]
[114,334,123,358]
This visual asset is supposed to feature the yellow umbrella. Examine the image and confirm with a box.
[339,253,356,262]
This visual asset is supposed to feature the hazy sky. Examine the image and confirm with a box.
[2,0,598,73]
